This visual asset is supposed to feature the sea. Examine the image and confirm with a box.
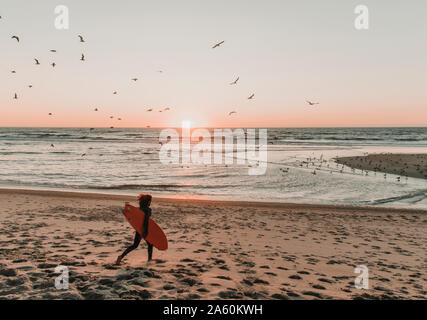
[0,127,426,209]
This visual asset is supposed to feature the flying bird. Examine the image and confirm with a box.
[212,40,224,49]
[11,35,19,42]
[78,35,85,42]
[80,54,85,61]
[248,94,254,100]
[34,59,40,65]
[230,77,239,85]
[228,111,237,116]
[306,100,319,106]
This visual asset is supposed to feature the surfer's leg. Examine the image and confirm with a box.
[146,240,153,261]
[116,232,141,264]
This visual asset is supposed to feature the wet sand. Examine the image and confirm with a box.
[0,188,426,300]
[336,153,427,179]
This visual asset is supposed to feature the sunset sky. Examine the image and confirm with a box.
[1,0,426,128]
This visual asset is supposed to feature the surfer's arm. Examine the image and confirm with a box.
[142,208,151,238]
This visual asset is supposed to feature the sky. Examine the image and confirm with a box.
[0,0,426,128]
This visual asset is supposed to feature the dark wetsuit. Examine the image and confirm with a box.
[119,205,153,261]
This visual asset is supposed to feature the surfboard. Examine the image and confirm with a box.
[122,204,168,251]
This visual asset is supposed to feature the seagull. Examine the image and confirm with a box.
[11,35,19,42]
[78,35,85,42]
[13,93,18,99]
[131,78,138,81]
[248,94,254,100]
[230,77,239,85]
[212,40,224,49]
[228,111,236,116]
[80,54,85,61]
[147,108,152,112]
[51,62,56,67]
[34,59,40,65]
[306,100,319,106]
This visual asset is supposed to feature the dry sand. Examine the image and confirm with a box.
[336,153,427,179]
[0,188,426,300]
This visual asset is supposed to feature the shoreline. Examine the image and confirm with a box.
[335,153,427,180]
[1,187,426,214]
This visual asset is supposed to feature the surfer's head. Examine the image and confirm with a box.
[137,193,152,208]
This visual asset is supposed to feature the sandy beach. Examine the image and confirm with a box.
[336,154,427,179]
[0,188,425,300]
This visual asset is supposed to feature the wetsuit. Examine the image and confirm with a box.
[119,205,153,261]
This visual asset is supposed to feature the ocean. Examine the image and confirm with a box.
[0,127,426,209]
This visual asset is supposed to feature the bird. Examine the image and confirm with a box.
[248,94,254,100]
[230,77,239,85]
[51,62,56,67]
[28,85,32,88]
[11,70,16,74]
[34,59,40,65]
[78,35,85,42]
[13,93,18,99]
[118,118,122,120]
[131,78,138,81]
[306,100,319,106]
[48,113,53,115]
[94,108,98,111]
[11,35,19,42]
[212,40,224,49]
[228,111,237,116]
[50,49,57,53]
[80,54,85,61]
[51,144,55,148]
[81,153,86,157]
[157,70,163,73]
[113,91,118,95]
[110,116,114,119]
[147,108,152,112]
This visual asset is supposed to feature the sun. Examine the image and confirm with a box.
[182,120,192,129]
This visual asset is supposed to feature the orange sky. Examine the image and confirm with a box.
[1,1,426,128]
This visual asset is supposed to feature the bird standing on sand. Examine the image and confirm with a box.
[80,54,85,61]
[94,108,98,111]
[28,85,33,88]
[306,100,319,106]
[11,35,19,42]
[51,62,56,67]
[34,59,40,65]
[78,35,85,43]
[48,113,53,116]
[13,93,18,99]
[131,78,138,81]
[50,49,57,53]
[212,40,224,49]
[230,77,239,85]
[248,94,254,100]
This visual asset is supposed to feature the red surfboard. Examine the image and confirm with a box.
[123,204,168,251]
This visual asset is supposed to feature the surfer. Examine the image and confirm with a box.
[116,194,154,264]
